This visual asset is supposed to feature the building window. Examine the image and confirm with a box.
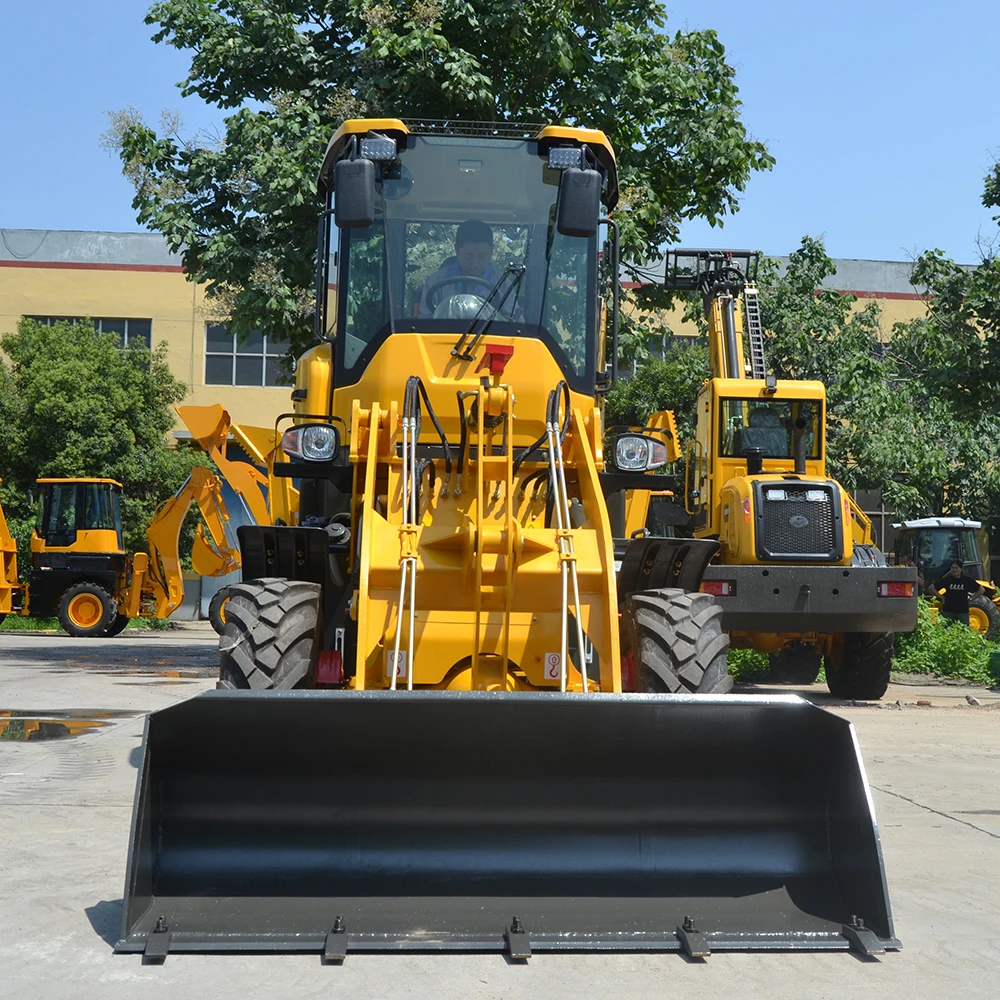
[28,316,152,348]
[204,324,293,386]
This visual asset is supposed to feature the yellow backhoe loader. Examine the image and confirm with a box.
[118,120,900,961]
[637,250,918,698]
[0,468,239,635]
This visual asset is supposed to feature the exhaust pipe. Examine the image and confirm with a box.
[117,691,899,959]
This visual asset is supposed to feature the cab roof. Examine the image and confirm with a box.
[36,478,123,488]
[894,517,982,530]
[317,118,618,208]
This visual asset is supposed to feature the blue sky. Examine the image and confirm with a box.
[1,1,996,263]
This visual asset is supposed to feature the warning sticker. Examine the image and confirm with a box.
[386,650,408,680]
[544,652,562,681]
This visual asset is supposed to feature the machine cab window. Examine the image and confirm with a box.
[36,480,124,549]
[720,399,822,460]
[332,133,598,390]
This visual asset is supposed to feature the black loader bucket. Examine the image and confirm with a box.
[116,691,900,959]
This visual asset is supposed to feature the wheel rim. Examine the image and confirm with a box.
[218,596,230,625]
[969,606,990,636]
[68,593,103,629]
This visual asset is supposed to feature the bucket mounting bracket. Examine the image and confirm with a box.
[323,916,349,962]
[143,915,171,963]
[842,916,886,957]
[675,915,710,958]
[504,916,531,960]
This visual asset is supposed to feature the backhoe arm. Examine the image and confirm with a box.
[131,466,240,619]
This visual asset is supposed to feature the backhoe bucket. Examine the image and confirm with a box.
[117,691,899,958]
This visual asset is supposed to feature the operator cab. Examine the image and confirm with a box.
[33,479,124,553]
[315,120,619,396]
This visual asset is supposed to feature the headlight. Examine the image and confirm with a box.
[282,423,339,462]
[613,434,668,472]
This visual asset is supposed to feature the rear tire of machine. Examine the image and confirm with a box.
[968,594,1000,641]
[622,588,733,694]
[825,631,893,700]
[218,578,322,690]
[57,583,117,638]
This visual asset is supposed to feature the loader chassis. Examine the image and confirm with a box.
[664,250,917,697]
[117,121,902,959]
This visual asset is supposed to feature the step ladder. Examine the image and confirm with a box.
[743,284,767,380]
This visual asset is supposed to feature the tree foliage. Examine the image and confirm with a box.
[0,319,202,558]
[108,0,772,351]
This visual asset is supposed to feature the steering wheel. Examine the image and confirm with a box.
[423,273,496,312]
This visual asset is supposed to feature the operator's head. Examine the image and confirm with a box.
[949,560,963,576]
[455,220,493,277]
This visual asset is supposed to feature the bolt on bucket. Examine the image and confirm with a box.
[116,691,899,959]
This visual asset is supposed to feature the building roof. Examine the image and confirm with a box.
[0,229,179,269]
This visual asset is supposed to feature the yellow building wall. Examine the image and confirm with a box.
[1,260,932,438]
[0,263,293,432]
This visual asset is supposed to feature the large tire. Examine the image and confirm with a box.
[57,582,116,638]
[208,585,234,636]
[825,631,893,700]
[622,588,732,694]
[767,645,822,685]
[103,614,130,637]
[968,594,1000,641]
[218,578,322,690]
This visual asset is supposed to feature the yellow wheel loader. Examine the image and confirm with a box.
[118,120,900,960]
[0,469,239,636]
[643,250,918,699]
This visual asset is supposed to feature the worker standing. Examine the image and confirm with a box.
[933,560,984,626]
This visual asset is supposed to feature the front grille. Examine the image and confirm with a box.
[756,482,839,560]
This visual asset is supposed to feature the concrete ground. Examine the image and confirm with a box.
[1,625,999,999]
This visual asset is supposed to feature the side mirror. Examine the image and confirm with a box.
[557,167,601,238]
[334,159,375,229]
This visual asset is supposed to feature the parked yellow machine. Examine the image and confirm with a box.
[118,120,901,960]
[648,250,918,698]
[0,468,239,635]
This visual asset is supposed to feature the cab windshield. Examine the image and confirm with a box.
[329,134,598,388]
[720,399,823,460]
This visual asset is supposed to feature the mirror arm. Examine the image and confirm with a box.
[313,199,335,342]
[596,216,620,394]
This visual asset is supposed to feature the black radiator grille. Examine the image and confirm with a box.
[757,484,838,559]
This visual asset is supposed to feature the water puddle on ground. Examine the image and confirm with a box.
[0,708,137,742]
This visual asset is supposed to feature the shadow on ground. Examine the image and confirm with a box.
[0,638,217,674]
[85,899,123,949]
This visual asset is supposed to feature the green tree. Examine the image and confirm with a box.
[0,319,203,559]
[106,0,772,352]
